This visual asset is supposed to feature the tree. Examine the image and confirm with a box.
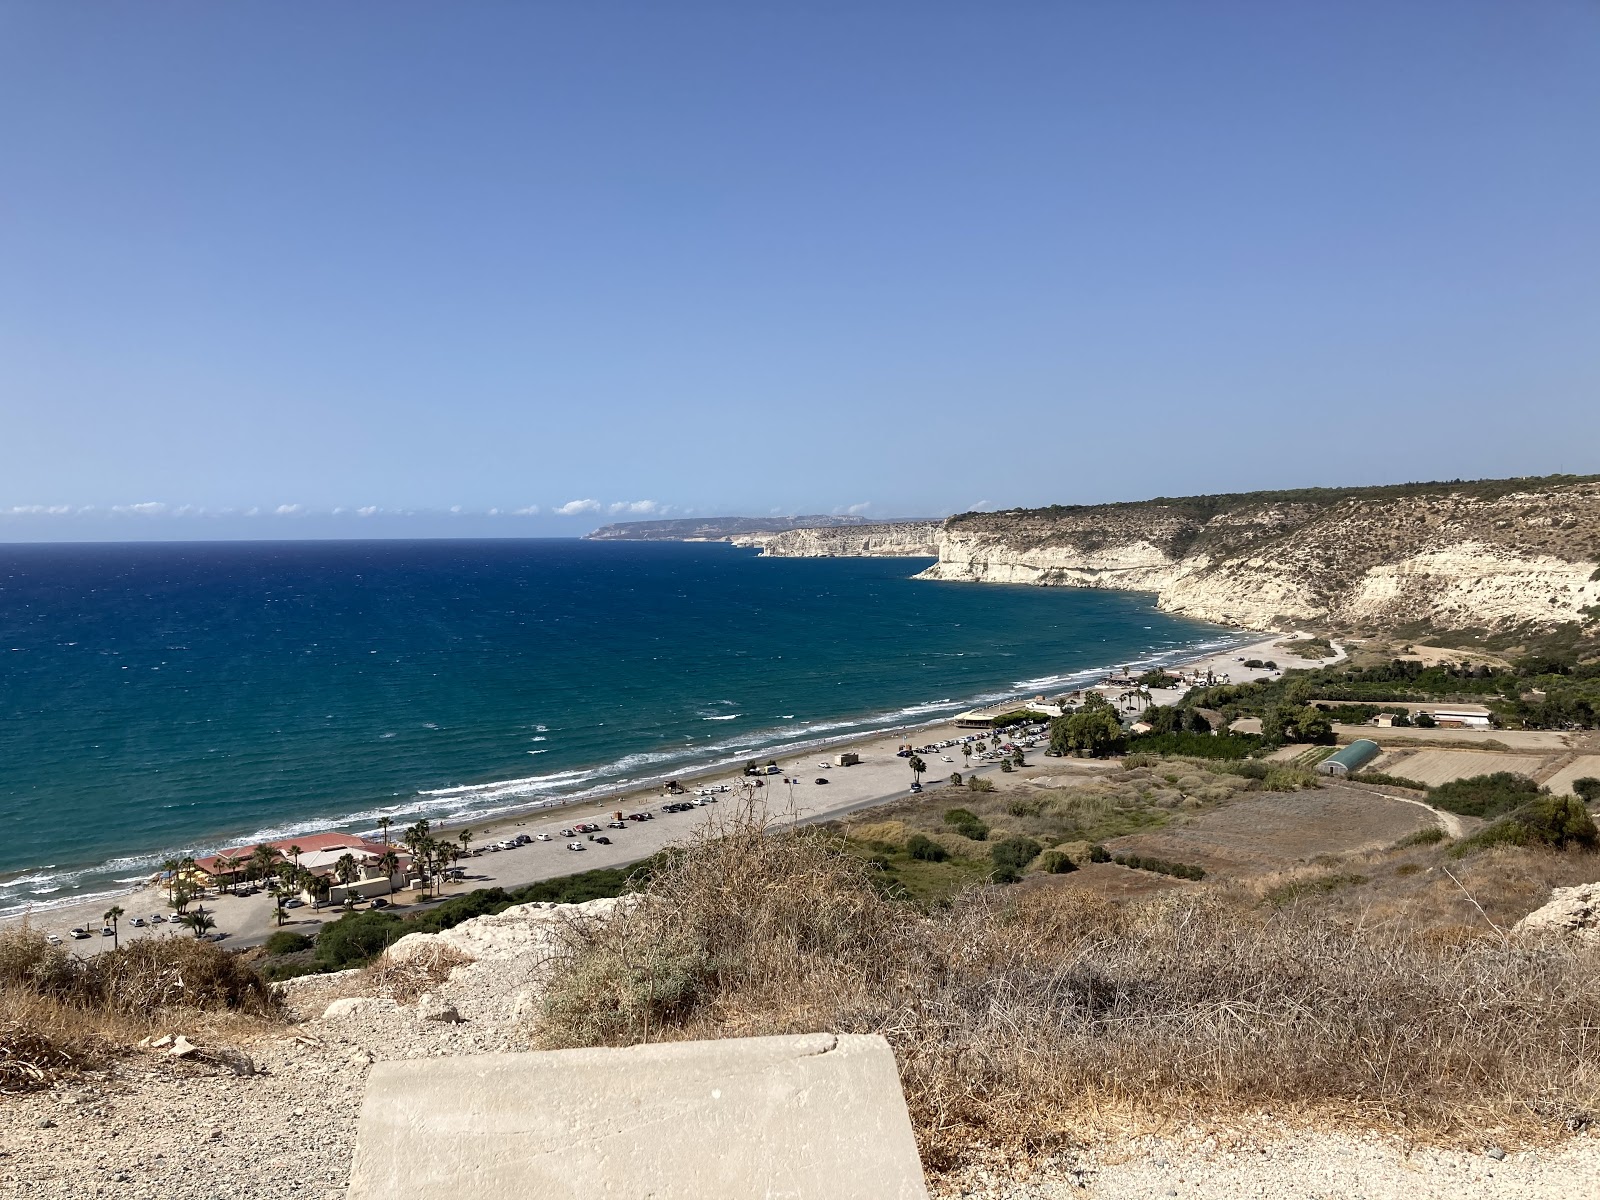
[377,849,400,880]
[103,904,124,950]
[288,844,303,873]
[1051,699,1124,758]
[250,844,282,884]
[961,743,972,771]
[161,858,181,902]
[1573,777,1600,804]
[334,853,360,886]
[907,755,926,785]
[458,828,474,856]
[1011,748,1026,768]
[377,816,392,845]
[182,908,217,939]
[172,882,194,914]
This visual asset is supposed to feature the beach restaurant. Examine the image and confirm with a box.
[192,832,405,892]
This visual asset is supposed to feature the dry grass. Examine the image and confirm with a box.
[0,924,281,1092]
[368,942,476,1003]
[533,811,1600,1168]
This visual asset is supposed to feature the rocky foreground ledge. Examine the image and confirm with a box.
[4,895,1598,1200]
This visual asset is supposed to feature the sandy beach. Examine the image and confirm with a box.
[3,631,1305,950]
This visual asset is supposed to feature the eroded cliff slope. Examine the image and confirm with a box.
[729,521,941,557]
[918,479,1600,630]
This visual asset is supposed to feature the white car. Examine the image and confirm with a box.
[566,842,585,852]
[46,934,62,945]
[941,756,953,762]
[131,917,147,928]
[535,832,551,842]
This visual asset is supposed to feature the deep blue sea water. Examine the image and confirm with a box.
[0,539,1240,914]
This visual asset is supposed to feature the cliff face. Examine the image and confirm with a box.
[730,521,942,557]
[916,482,1600,631]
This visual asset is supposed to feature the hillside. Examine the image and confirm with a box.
[722,476,1600,633]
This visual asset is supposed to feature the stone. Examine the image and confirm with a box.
[416,993,462,1024]
[322,997,396,1021]
[168,1036,197,1059]
[346,1033,927,1199]
[1514,883,1600,944]
[37,1119,55,1129]
[1487,1146,1507,1161]
[508,987,539,1027]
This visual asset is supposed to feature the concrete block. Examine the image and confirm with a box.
[346,1032,928,1199]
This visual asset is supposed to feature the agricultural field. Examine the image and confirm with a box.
[1381,749,1551,788]
[1542,755,1600,797]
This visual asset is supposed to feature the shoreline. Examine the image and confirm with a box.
[1,627,1291,932]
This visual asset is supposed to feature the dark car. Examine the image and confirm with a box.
[594,835,611,845]
[814,777,829,785]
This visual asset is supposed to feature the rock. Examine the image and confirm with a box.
[1515,883,1600,944]
[168,1036,198,1059]
[37,1118,55,1129]
[1487,1145,1507,1161]
[200,1047,257,1076]
[346,1033,928,1200]
[322,997,396,1021]
[508,987,540,1027]
[416,993,462,1024]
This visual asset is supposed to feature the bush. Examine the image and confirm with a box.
[314,910,405,970]
[1391,826,1447,849]
[967,776,996,794]
[1429,772,1543,819]
[1414,712,1436,728]
[945,808,989,840]
[1573,777,1600,804]
[1113,853,1206,881]
[263,931,313,956]
[1453,795,1599,856]
[990,837,1043,878]
[1087,844,1112,863]
[1039,850,1077,874]
[1350,771,1428,790]
[906,834,949,863]
[1125,731,1259,760]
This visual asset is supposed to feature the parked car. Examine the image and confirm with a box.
[909,783,923,793]
[101,927,115,937]
[514,834,531,845]
[559,828,577,838]
[594,836,611,845]
[69,928,89,939]
[46,934,62,945]
[815,777,829,785]
[566,842,585,851]
[371,898,389,909]
[130,917,147,928]
[607,820,626,829]
[536,832,552,841]
[149,913,166,923]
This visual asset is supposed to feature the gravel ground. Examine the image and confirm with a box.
[5,898,1596,1200]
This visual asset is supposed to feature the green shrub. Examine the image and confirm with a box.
[944,808,990,840]
[1391,826,1447,849]
[991,836,1043,878]
[906,834,949,863]
[1350,771,1428,790]
[314,910,405,970]
[1429,772,1543,819]
[1038,850,1077,874]
[967,776,996,794]
[1087,844,1112,863]
[1113,853,1207,881]
[1573,777,1600,804]
[263,931,313,956]
[1125,731,1260,759]
[1453,795,1599,856]
[1265,872,1368,906]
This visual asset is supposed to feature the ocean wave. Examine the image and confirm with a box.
[701,714,739,720]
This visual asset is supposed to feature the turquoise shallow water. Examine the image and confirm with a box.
[0,539,1240,914]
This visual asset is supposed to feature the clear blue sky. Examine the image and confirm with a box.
[2,2,1597,540]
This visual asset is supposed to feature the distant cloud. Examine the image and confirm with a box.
[111,501,169,516]
[356,506,380,517]
[607,499,661,516]
[555,499,601,516]
[844,502,871,515]
[274,504,305,516]
[510,505,541,516]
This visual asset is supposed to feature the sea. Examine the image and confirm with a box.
[0,538,1243,916]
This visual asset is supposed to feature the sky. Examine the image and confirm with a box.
[2,1,1597,541]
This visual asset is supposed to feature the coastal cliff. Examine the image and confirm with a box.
[728,521,941,557]
[717,478,1600,632]
[919,479,1600,631]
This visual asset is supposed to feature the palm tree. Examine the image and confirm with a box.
[961,743,971,771]
[179,855,198,893]
[172,882,194,914]
[103,904,124,950]
[377,816,392,845]
[161,858,181,902]
[288,844,303,873]
[377,849,400,880]
[250,844,282,886]
[908,755,926,786]
[182,908,216,939]
[457,828,473,856]
[334,853,359,886]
